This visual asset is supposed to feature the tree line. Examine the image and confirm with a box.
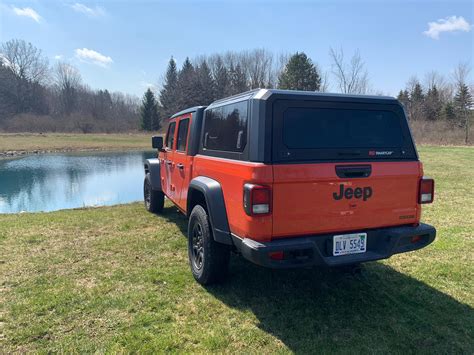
[142,48,369,130]
[142,49,471,143]
[396,65,472,143]
[1,38,471,142]
[0,39,139,133]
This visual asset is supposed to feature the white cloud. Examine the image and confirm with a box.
[140,81,156,90]
[12,7,42,23]
[423,16,472,39]
[75,48,113,67]
[70,3,105,17]
[54,55,64,60]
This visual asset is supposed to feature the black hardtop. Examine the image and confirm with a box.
[207,88,399,108]
[170,106,206,119]
[259,88,398,104]
[174,90,399,117]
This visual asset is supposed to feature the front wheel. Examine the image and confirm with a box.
[188,205,230,285]
[144,174,164,213]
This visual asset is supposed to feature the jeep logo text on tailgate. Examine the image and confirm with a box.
[333,184,373,201]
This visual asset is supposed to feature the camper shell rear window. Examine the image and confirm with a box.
[272,100,417,162]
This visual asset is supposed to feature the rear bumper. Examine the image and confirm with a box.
[232,223,436,269]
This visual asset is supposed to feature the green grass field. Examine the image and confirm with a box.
[0,133,152,153]
[0,146,473,353]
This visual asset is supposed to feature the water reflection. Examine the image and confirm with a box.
[0,151,155,213]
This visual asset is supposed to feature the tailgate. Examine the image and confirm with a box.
[270,98,420,239]
[272,161,422,238]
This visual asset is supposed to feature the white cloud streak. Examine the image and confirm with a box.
[75,48,113,67]
[12,7,42,23]
[71,3,106,17]
[423,16,472,39]
[140,81,156,90]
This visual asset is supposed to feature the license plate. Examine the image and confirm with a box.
[333,233,367,256]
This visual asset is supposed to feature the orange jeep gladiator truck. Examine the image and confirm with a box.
[143,89,436,285]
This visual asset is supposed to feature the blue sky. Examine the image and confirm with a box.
[1,0,472,97]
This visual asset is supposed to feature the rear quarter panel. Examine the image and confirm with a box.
[192,155,273,241]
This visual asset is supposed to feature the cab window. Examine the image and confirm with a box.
[165,122,176,149]
[176,118,189,152]
[203,100,248,152]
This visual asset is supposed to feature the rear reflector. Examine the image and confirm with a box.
[269,251,285,260]
[419,177,435,204]
[411,235,422,243]
[244,183,272,216]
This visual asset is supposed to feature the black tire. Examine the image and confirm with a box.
[144,174,164,213]
[188,205,230,285]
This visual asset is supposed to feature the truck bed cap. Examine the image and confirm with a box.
[207,88,397,109]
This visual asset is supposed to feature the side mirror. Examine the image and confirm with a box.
[152,136,164,151]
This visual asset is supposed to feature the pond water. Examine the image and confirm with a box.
[0,151,155,213]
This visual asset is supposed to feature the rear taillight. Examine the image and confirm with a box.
[243,183,271,216]
[419,177,434,204]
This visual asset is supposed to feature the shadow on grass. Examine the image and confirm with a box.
[158,207,473,352]
[207,257,473,353]
[160,205,188,235]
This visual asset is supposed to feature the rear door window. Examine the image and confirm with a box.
[176,118,189,152]
[165,122,176,150]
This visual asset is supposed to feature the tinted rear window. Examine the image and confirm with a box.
[283,108,402,149]
[273,100,417,162]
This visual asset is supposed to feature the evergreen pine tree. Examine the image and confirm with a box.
[177,57,199,110]
[424,85,442,121]
[214,57,229,99]
[409,82,425,120]
[444,101,456,122]
[411,83,424,102]
[151,105,162,131]
[140,88,158,131]
[397,89,410,108]
[278,52,321,91]
[397,90,404,101]
[454,82,473,143]
[195,61,215,105]
[159,57,179,119]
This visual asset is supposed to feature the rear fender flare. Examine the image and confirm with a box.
[187,177,232,245]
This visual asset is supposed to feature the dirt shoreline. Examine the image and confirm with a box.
[0,147,150,160]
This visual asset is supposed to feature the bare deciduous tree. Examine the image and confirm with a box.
[319,70,330,92]
[54,62,82,114]
[0,39,49,83]
[0,39,50,114]
[244,49,274,89]
[329,47,369,95]
[452,62,471,86]
[424,70,452,103]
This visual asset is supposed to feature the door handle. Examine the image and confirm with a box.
[176,163,184,170]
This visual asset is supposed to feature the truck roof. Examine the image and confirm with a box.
[170,106,206,119]
[207,88,398,109]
